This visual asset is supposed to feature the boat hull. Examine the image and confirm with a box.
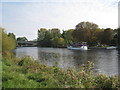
[67,46,88,50]
[106,46,117,49]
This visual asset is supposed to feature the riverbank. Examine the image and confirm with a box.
[89,47,107,49]
[17,45,118,50]
[2,52,120,88]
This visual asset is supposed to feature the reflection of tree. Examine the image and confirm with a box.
[38,50,61,66]
[71,50,88,71]
[37,48,94,71]
[118,50,120,75]
[37,48,83,70]
[37,48,119,75]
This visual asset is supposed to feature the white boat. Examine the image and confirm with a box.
[67,45,88,50]
[67,42,88,50]
[106,46,117,49]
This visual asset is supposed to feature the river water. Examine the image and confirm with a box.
[14,47,120,76]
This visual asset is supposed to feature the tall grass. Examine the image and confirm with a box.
[2,52,120,88]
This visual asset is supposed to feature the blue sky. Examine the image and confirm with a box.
[1,0,119,40]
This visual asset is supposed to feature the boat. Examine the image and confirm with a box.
[106,46,117,49]
[67,42,88,50]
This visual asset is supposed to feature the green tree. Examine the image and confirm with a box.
[17,37,28,41]
[62,29,74,45]
[8,33,16,39]
[117,28,120,47]
[57,37,65,47]
[37,28,52,47]
[37,28,47,41]
[42,30,52,47]
[37,28,62,47]
[0,27,4,52]
[51,28,61,38]
[101,28,113,45]
[109,29,118,46]
[94,28,104,45]
[72,22,98,46]
[1,28,16,51]
[51,37,65,47]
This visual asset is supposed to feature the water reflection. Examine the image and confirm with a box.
[118,50,120,75]
[15,47,38,60]
[15,47,118,76]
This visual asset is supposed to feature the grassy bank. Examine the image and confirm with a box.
[2,52,120,88]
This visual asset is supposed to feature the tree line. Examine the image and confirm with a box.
[1,21,120,50]
[37,28,73,47]
[37,21,118,47]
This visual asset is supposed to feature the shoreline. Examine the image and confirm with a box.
[16,46,118,50]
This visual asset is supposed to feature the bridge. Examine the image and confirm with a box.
[17,41,38,47]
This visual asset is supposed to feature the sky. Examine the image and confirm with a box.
[1,0,119,40]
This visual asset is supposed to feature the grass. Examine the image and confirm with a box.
[2,51,120,88]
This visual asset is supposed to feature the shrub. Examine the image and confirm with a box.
[2,55,120,88]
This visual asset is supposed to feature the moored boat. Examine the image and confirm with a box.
[106,46,117,49]
[67,42,88,50]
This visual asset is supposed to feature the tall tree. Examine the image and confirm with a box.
[51,28,61,38]
[1,28,16,51]
[101,28,113,45]
[51,37,65,47]
[37,28,52,47]
[117,28,120,46]
[72,21,98,46]
[63,29,74,45]
[94,28,104,45]
[17,37,28,41]
[37,28,47,41]
[109,29,118,46]
[8,33,16,39]
[42,30,52,47]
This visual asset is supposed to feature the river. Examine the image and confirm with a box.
[14,47,120,76]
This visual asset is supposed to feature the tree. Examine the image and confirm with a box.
[51,28,61,38]
[0,27,4,52]
[72,22,98,46]
[51,37,65,47]
[94,28,104,45]
[58,37,65,47]
[1,28,16,51]
[109,29,118,46]
[37,28,62,47]
[37,28,47,41]
[117,28,120,46]
[62,29,74,45]
[37,28,52,47]
[101,28,113,45]
[41,30,52,47]
[8,33,16,39]
[17,37,28,41]
[110,34,117,46]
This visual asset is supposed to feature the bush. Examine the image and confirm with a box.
[2,54,120,88]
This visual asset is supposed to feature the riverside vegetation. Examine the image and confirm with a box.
[2,52,120,88]
[1,23,120,88]
[37,22,119,47]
